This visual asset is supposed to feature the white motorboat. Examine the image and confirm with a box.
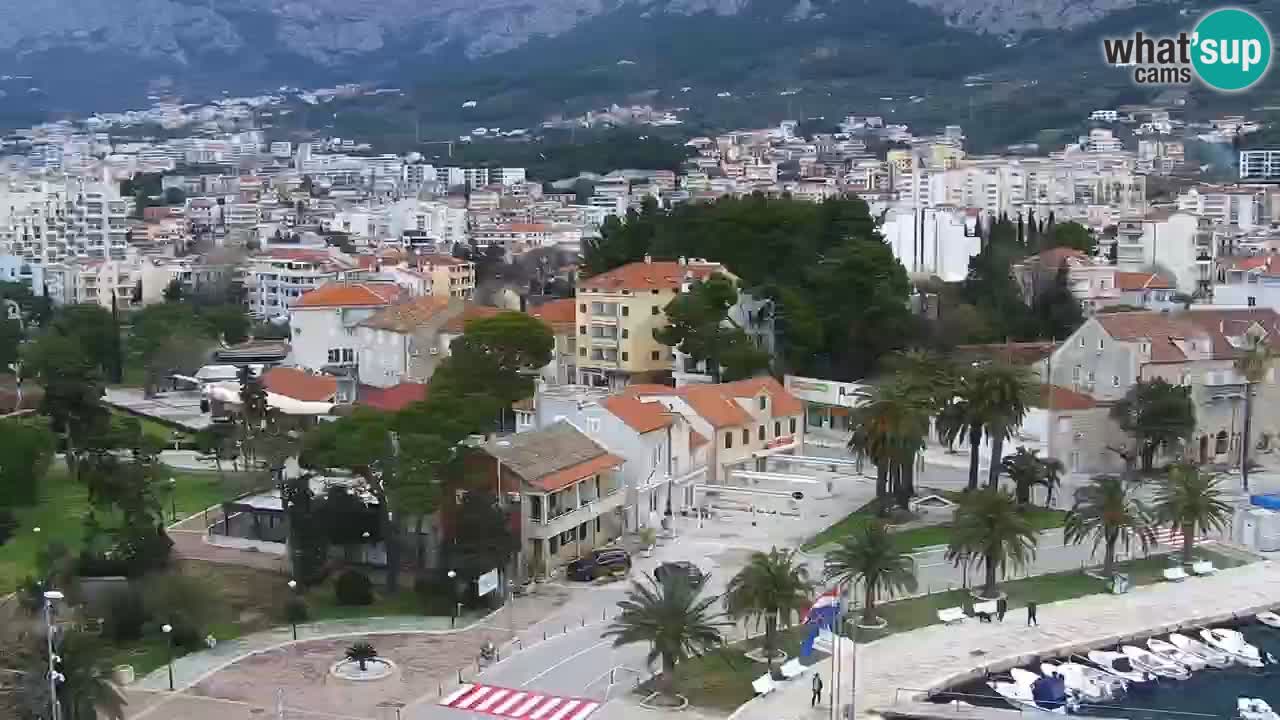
[989,671,1069,715]
[1240,698,1280,720]
[1169,633,1234,668]
[1041,661,1126,702]
[1087,650,1157,685]
[1201,628,1264,668]
[1257,612,1280,629]
[1147,638,1207,672]
[1122,645,1192,680]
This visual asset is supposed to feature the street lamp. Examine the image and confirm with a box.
[447,570,459,627]
[44,590,63,720]
[287,580,299,641]
[168,477,177,522]
[162,624,174,691]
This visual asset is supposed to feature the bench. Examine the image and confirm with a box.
[1163,566,1189,582]
[1191,560,1217,576]
[937,607,966,624]
[779,658,806,680]
[752,674,777,696]
[973,600,999,616]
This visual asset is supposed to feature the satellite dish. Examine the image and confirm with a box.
[791,491,805,501]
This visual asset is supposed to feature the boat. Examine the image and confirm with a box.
[1239,698,1280,720]
[1257,612,1280,629]
[1201,628,1265,668]
[989,670,1071,714]
[1041,661,1126,702]
[1122,645,1192,680]
[1169,633,1234,668]
[1147,638,1207,672]
[1087,650,1159,687]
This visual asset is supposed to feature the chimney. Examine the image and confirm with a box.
[644,254,652,264]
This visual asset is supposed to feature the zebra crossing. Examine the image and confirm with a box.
[439,683,601,720]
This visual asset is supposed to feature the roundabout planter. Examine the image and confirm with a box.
[639,691,689,711]
[855,616,888,630]
[743,647,788,665]
[329,657,397,682]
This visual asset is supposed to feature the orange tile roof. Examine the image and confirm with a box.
[1095,312,1204,362]
[1038,384,1097,411]
[680,385,756,428]
[603,395,674,434]
[1115,271,1174,291]
[579,260,730,291]
[719,376,804,417]
[295,282,404,309]
[535,453,625,492]
[529,298,577,331]
[443,303,505,333]
[624,378,802,428]
[417,253,469,267]
[358,383,428,412]
[1025,247,1090,268]
[1221,255,1275,272]
[359,296,453,332]
[262,368,338,402]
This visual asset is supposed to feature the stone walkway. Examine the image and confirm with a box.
[732,559,1280,720]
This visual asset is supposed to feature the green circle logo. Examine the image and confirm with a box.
[1192,8,1272,92]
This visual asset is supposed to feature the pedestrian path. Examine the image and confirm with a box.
[135,614,483,692]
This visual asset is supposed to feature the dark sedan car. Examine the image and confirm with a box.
[653,561,707,588]
[567,548,632,581]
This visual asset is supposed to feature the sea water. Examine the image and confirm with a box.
[938,623,1280,718]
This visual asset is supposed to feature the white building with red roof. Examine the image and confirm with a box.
[287,281,405,372]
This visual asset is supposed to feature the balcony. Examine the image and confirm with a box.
[526,487,624,540]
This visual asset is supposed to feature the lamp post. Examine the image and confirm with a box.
[447,570,458,627]
[168,477,177,523]
[44,590,63,720]
[162,624,174,691]
[287,580,299,641]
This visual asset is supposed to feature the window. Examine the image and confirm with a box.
[1112,375,1120,387]
[621,329,629,339]
[758,396,767,410]
[1087,371,1095,382]
[579,325,586,335]
[725,432,733,449]
[1098,338,1105,350]
[790,418,797,434]
[621,352,628,361]
[1249,296,1258,307]
[579,347,586,357]
[1215,430,1229,455]
[1072,365,1081,381]
[758,425,765,441]
[587,418,601,434]
[579,303,586,313]
[549,537,558,554]
[1078,336,1085,347]
[621,306,629,317]
[595,517,601,533]
[651,351,660,361]
[578,523,588,541]
[1180,373,1192,386]
[775,421,782,436]
[651,306,659,315]
[742,428,749,444]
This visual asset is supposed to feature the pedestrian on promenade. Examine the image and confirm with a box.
[997,597,1007,622]
[812,672,823,707]
[1027,601,1038,626]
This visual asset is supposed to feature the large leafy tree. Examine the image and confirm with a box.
[1029,263,1085,341]
[0,318,20,373]
[49,304,121,383]
[16,630,127,720]
[0,417,56,509]
[603,574,729,698]
[945,489,1038,599]
[24,332,110,476]
[439,311,553,410]
[823,521,917,624]
[1155,464,1232,565]
[1234,333,1273,491]
[655,273,768,382]
[1063,475,1155,578]
[723,547,812,671]
[1050,222,1096,254]
[446,491,518,583]
[1110,379,1195,472]
[128,302,219,397]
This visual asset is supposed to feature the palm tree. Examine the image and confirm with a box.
[823,522,918,624]
[968,362,1039,488]
[1235,334,1273,492]
[723,547,813,671]
[1001,447,1046,506]
[55,630,128,720]
[1063,475,1156,578]
[1155,464,1232,565]
[345,641,378,672]
[945,489,1038,599]
[936,386,985,491]
[848,381,931,512]
[604,574,729,697]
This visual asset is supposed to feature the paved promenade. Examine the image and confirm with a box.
[733,559,1280,720]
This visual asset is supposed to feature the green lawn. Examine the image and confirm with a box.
[803,493,1067,552]
[642,626,811,712]
[0,465,263,592]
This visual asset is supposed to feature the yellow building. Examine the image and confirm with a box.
[418,254,475,299]
[575,257,732,388]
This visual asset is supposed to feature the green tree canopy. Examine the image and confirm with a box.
[1110,379,1196,472]
[723,547,812,670]
[654,273,769,382]
[0,417,56,508]
[1050,222,1096,254]
[945,488,1038,599]
[1029,263,1085,341]
[1155,464,1232,565]
[823,521,917,624]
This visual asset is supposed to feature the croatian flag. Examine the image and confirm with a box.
[800,588,840,657]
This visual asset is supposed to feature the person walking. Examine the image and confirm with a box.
[811,672,824,707]
[1027,601,1038,626]
[997,597,1007,622]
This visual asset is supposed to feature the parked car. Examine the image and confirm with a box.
[653,561,706,589]
[567,548,631,581]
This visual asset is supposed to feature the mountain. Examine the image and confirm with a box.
[1,0,1269,151]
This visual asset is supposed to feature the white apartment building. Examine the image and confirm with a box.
[1113,211,1213,296]
[1179,186,1271,230]
[0,177,129,263]
[880,207,984,282]
[244,248,363,319]
[287,281,405,371]
[1240,149,1280,183]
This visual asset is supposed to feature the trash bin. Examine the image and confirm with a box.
[1110,573,1130,594]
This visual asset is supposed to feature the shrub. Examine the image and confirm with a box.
[345,641,378,671]
[102,589,149,643]
[334,570,374,606]
[142,572,218,648]
[0,510,18,546]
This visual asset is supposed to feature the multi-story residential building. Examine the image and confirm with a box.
[1044,308,1280,473]
[287,281,404,371]
[880,207,984,282]
[529,298,578,386]
[575,257,732,389]
[1214,255,1280,309]
[416,254,475,299]
[244,248,362,318]
[1113,211,1214,296]
[470,421,625,579]
[533,385,707,531]
[1240,148,1280,183]
[354,298,500,388]
[1178,186,1271,230]
[1013,248,1119,312]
